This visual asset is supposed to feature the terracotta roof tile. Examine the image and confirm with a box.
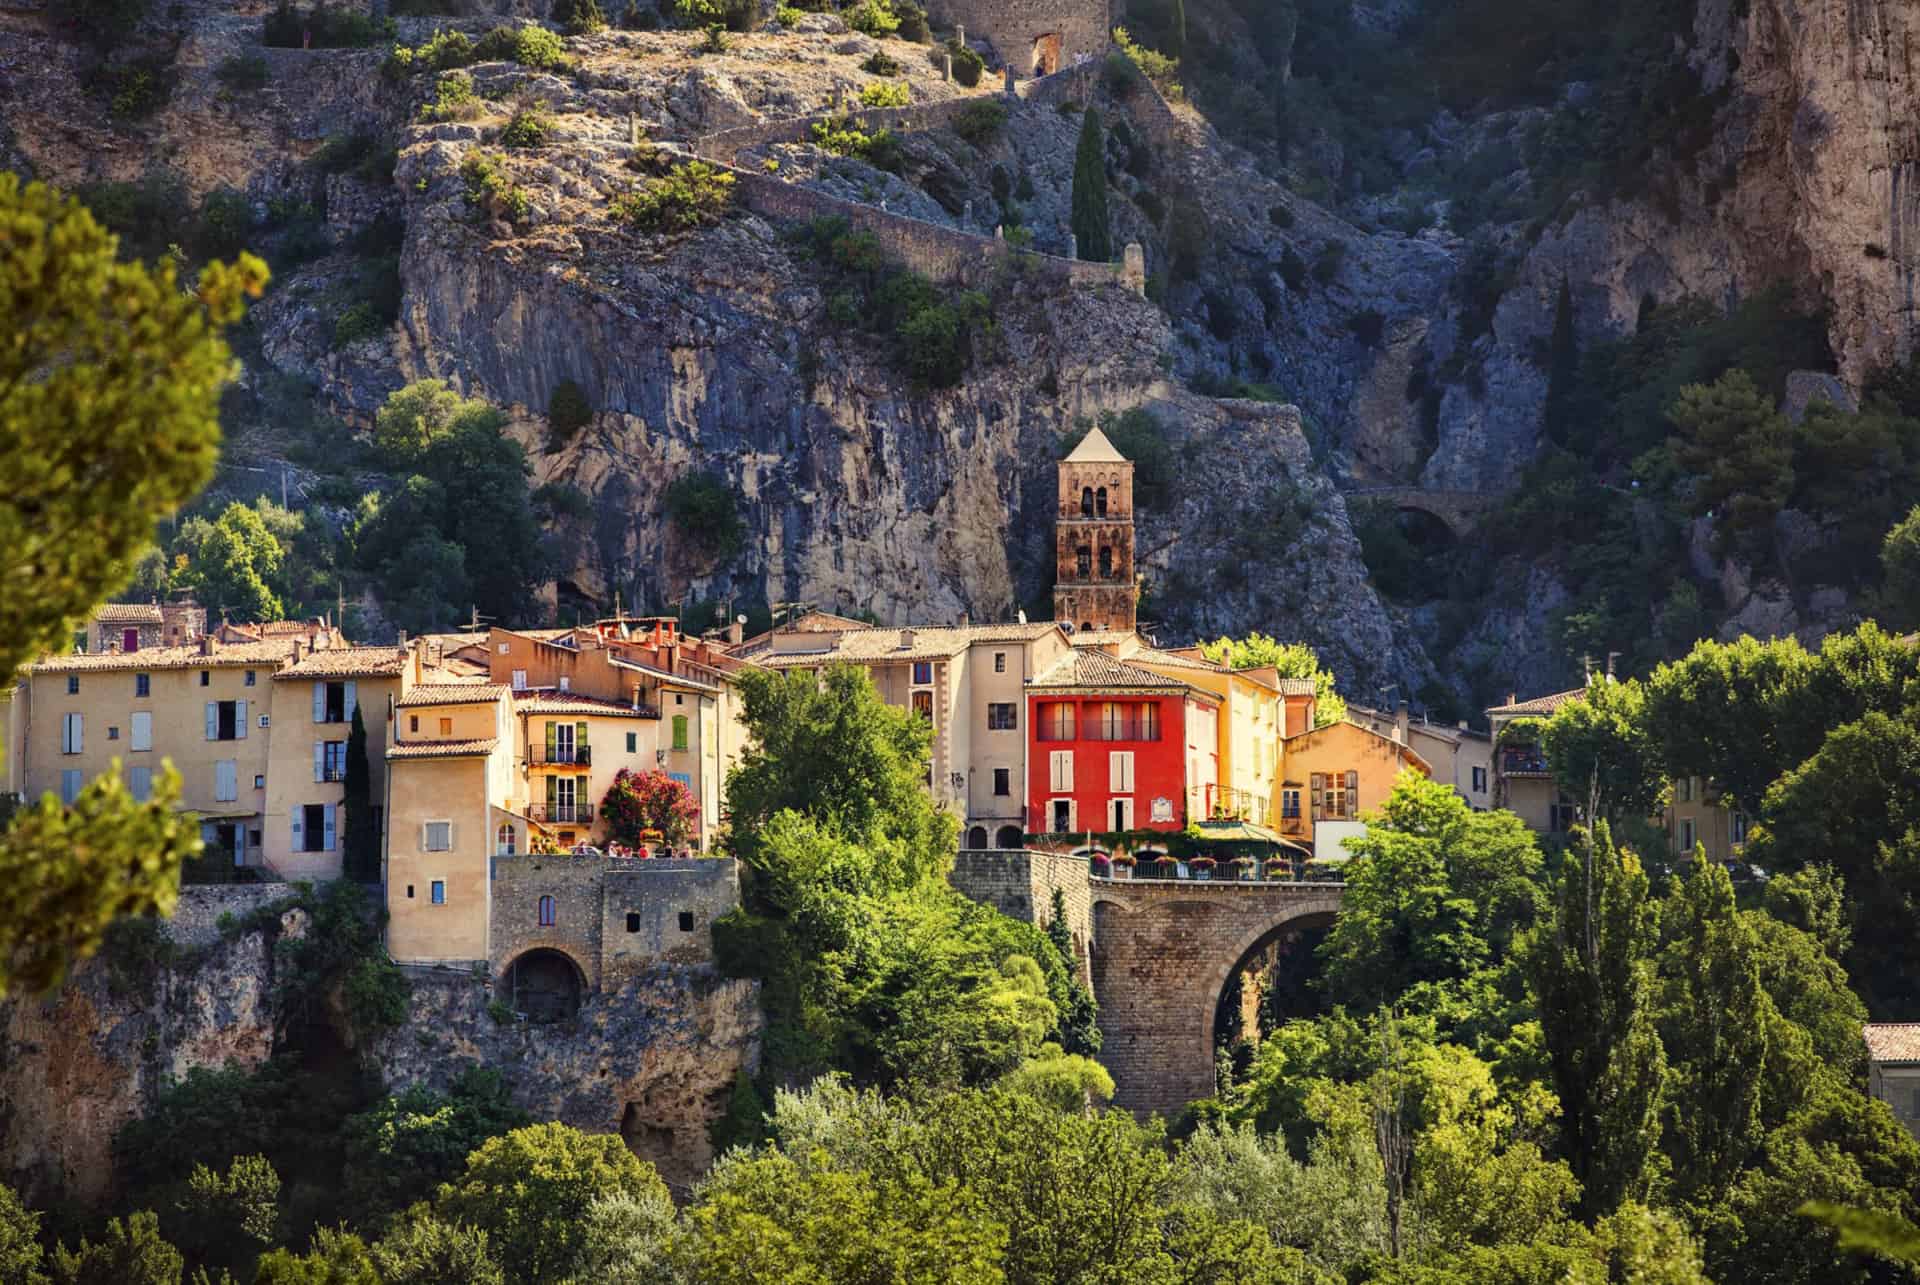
[275,646,409,679]
[30,640,294,674]
[1276,679,1318,696]
[1486,689,1587,717]
[1864,1024,1920,1063]
[90,603,164,624]
[1030,650,1198,691]
[515,693,656,718]
[760,621,1062,666]
[387,737,499,759]
[397,684,507,708]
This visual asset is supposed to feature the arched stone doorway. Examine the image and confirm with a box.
[499,947,587,1023]
[1032,32,1061,75]
[967,825,990,849]
[995,824,1024,849]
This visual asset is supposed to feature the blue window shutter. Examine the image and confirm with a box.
[235,699,247,739]
[344,682,358,724]
[206,702,218,740]
[314,741,325,783]
[313,681,325,723]
[291,811,303,849]
[323,806,337,852]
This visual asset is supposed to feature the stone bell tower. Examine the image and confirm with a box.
[1052,426,1136,635]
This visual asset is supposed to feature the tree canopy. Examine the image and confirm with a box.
[1197,632,1347,726]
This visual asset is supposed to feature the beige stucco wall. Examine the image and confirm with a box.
[264,674,400,880]
[1278,721,1429,854]
[386,750,499,964]
[963,639,1032,827]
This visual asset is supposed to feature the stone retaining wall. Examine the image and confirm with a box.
[696,95,1000,167]
[949,847,1093,980]
[168,884,292,947]
[488,854,739,989]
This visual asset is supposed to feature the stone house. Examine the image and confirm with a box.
[1486,688,1587,835]
[1275,719,1431,862]
[80,598,206,653]
[1348,701,1494,812]
[930,0,1111,77]
[1865,1025,1920,1138]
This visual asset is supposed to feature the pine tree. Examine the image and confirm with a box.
[1544,277,1578,444]
[1169,0,1186,60]
[1524,822,1667,1218]
[343,704,378,883]
[1071,107,1112,263]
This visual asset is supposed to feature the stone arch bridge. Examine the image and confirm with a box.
[951,850,1343,1114]
[1342,486,1505,538]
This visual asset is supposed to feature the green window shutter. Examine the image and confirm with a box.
[576,720,589,749]
[626,732,637,753]
[672,715,688,751]
[545,722,557,755]
[546,775,558,810]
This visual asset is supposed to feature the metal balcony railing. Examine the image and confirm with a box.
[526,803,595,824]
[530,745,592,767]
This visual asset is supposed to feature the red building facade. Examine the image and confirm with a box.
[1025,651,1220,836]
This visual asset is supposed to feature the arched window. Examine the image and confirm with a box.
[1095,486,1108,516]
[1080,486,1094,516]
[1076,546,1092,576]
[995,824,1023,849]
[967,825,989,849]
[496,823,515,856]
[1099,546,1114,577]
[537,895,556,927]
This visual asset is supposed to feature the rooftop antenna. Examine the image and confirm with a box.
[1606,651,1621,680]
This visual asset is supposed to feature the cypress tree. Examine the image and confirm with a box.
[1169,0,1186,60]
[343,704,378,883]
[1070,107,1112,263]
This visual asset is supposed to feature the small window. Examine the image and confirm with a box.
[254,774,265,790]
[912,662,933,685]
[66,675,79,695]
[993,767,1010,796]
[677,911,695,932]
[498,643,511,654]
[425,821,452,851]
[410,715,419,733]
[135,673,150,698]
[994,652,1006,673]
[438,717,453,736]
[626,732,637,753]
[497,823,516,856]
[107,726,119,741]
[245,670,257,687]
[511,669,528,691]
[911,691,934,721]
[406,884,415,899]
[559,676,571,693]
[626,912,641,933]
[537,895,556,927]
[674,692,684,706]
[987,702,1017,730]
[430,880,446,905]
[199,671,210,686]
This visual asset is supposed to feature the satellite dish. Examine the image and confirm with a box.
[1061,621,1076,635]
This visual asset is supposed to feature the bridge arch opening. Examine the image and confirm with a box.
[1351,498,1458,606]
[1211,911,1338,1071]
[500,947,587,1023]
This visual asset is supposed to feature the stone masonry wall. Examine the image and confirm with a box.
[697,96,1005,167]
[490,851,608,985]
[167,884,292,948]
[490,854,740,989]
[927,0,1111,72]
[949,847,1093,981]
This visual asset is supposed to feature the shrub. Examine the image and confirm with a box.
[413,27,476,72]
[861,49,900,75]
[312,130,394,182]
[662,474,744,561]
[263,0,386,47]
[475,23,568,69]
[1279,246,1307,291]
[700,22,730,52]
[499,103,550,148]
[564,0,606,34]
[420,71,481,122]
[1348,307,1385,347]
[1268,203,1294,228]
[54,0,148,49]
[893,0,928,41]
[460,151,531,222]
[809,114,892,159]
[1112,26,1179,93]
[947,39,983,86]
[1312,239,1346,283]
[76,175,192,263]
[215,54,270,92]
[858,79,910,108]
[844,0,898,36]
[774,2,805,24]
[610,161,734,232]
[953,99,1006,147]
[88,57,174,121]
[333,302,385,347]
[673,0,755,30]
[547,378,592,442]
[193,188,253,259]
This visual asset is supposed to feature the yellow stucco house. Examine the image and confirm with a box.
[1276,719,1431,860]
[1128,648,1284,827]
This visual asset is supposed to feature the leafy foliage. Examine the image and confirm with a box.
[610,161,735,232]
[1070,106,1112,262]
[1198,633,1346,726]
[341,1069,531,1229]
[600,768,700,849]
[661,473,744,562]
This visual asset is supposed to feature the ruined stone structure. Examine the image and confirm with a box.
[930,0,1112,76]
[950,850,1344,1113]
[489,854,739,1019]
[1342,486,1502,539]
[1052,425,1137,635]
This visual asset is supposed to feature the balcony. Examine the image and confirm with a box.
[530,744,592,767]
[526,803,595,824]
[1500,746,1550,777]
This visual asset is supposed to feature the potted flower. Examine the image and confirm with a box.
[1189,855,1216,880]
[1090,853,1111,877]
[1264,855,1291,880]
[1110,852,1136,878]
[1231,854,1258,881]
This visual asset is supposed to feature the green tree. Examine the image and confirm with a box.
[250,1229,379,1285]
[599,768,700,849]
[367,1211,502,1285]
[1523,823,1666,1217]
[0,1182,46,1285]
[1045,886,1100,1055]
[1,169,264,677]
[1543,277,1578,444]
[372,379,503,464]
[1539,676,1663,820]
[1196,632,1346,726]
[1070,106,1112,263]
[341,705,377,883]
[1669,369,1795,551]
[340,1068,530,1229]
[1882,503,1920,629]
[179,502,285,622]
[1641,633,1821,811]
[49,1211,183,1285]
[433,1123,671,1284]
[1000,1042,1114,1111]
[1168,0,1186,58]
[566,1190,678,1284]
[168,1154,280,1277]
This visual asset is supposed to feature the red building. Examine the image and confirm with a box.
[1026,650,1221,836]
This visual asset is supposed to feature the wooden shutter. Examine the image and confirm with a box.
[545,722,557,757]
[313,682,325,723]
[1310,772,1324,821]
[576,720,589,751]
[314,741,325,783]
[131,712,152,752]
[235,699,247,739]
[344,682,358,724]
[323,806,337,852]
[1345,770,1358,819]
[546,775,558,811]
[206,702,218,740]
[292,811,303,850]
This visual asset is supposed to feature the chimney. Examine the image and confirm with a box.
[292,639,303,663]
[397,630,408,648]
[727,617,744,647]
[1508,692,1516,706]
[200,635,217,656]
[411,640,424,685]
[1457,720,1469,732]
[1394,699,1409,745]
[899,628,915,650]
[959,612,970,628]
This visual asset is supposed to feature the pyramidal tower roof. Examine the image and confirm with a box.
[1065,425,1129,464]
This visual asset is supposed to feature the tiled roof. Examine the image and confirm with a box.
[252,619,330,638]
[29,640,295,674]
[1129,647,1224,673]
[515,693,654,718]
[1065,425,1128,463]
[1283,718,1435,774]
[397,684,506,707]
[1865,1024,1920,1063]
[1487,689,1587,717]
[761,621,1062,665]
[1276,679,1318,696]
[387,737,498,759]
[275,646,409,679]
[91,603,164,624]
[1031,650,1199,691]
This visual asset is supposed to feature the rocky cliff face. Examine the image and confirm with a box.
[0,889,761,1209]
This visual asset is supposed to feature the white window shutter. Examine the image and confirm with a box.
[1063,751,1074,791]
[420,823,430,851]
[314,741,325,783]
[292,812,303,849]
[1067,800,1078,832]
[128,766,151,801]
[206,702,218,740]
[313,681,325,723]
[323,806,337,852]
[74,713,83,753]
[131,712,152,752]
[344,682,358,723]
[235,699,247,739]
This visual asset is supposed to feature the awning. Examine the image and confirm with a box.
[1191,819,1312,856]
